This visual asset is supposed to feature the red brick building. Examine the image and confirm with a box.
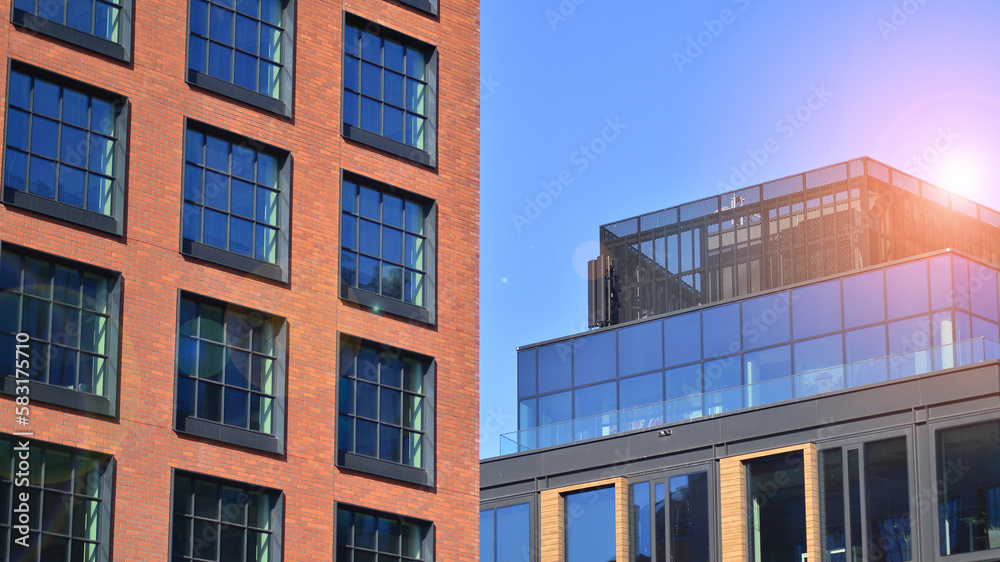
[0,0,479,558]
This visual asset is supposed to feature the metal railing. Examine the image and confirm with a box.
[498,338,1000,456]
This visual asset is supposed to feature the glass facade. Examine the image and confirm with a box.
[510,252,1000,452]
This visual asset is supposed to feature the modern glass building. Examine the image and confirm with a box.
[483,159,1000,562]
[590,157,1000,327]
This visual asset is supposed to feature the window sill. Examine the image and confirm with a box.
[12,10,130,62]
[182,239,287,283]
[342,124,435,168]
[2,375,116,417]
[3,187,123,236]
[187,70,291,118]
[175,415,283,454]
[337,450,432,487]
[340,284,434,325]
[392,0,437,16]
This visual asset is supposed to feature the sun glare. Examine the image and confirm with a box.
[932,152,985,201]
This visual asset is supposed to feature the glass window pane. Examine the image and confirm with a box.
[845,325,887,387]
[572,331,616,386]
[886,260,929,320]
[821,449,846,561]
[631,482,651,562]
[747,452,806,561]
[573,380,616,419]
[537,391,571,447]
[670,472,710,562]
[953,256,971,311]
[888,315,932,379]
[618,320,662,376]
[742,292,791,350]
[516,349,536,398]
[664,311,702,367]
[536,343,572,394]
[565,488,616,562]
[702,304,740,358]
[793,334,844,397]
[792,280,842,339]
[970,262,999,322]
[865,437,911,562]
[619,371,663,430]
[495,503,530,562]
[936,421,1000,556]
[744,345,791,405]
[928,254,953,311]
[843,270,885,328]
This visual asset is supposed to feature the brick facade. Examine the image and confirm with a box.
[0,0,480,558]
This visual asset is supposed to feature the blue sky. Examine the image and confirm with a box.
[478,0,1000,457]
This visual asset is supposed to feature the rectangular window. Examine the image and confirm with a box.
[12,0,133,60]
[337,335,433,486]
[182,121,290,283]
[632,470,712,562]
[564,487,616,562]
[3,63,128,235]
[819,436,912,562]
[187,0,294,115]
[747,452,807,562]
[340,172,435,323]
[343,14,436,167]
[480,502,530,562]
[936,420,1000,556]
[171,471,282,562]
[0,437,114,562]
[336,505,432,562]
[0,244,120,416]
[175,293,286,454]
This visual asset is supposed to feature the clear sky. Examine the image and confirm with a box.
[478,0,1000,457]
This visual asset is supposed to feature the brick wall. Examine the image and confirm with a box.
[0,0,480,558]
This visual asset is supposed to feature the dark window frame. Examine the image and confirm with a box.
[0,436,116,562]
[339,170,436,325]
[11,0,134,61]
[172,290,288,455]
[184,0,296,117]
[817,428,916,562]
[336,333,436,487]
[479,494,536,562]
[179,118,292,284]
[334,502,435,562]
[2,60,129,236]
[927,413,1000,562]
[628,462,717,562]
[0,242,122,417]
[341,13,438,168]
[168,468,285,562]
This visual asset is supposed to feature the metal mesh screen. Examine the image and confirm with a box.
[595,157,1000,326]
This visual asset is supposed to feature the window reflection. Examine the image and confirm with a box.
[747,452,806,562]
[574,331,617,386]
[565,487,616,562]
[885,261,929,320]
[618,321,663,376]
[665,312,701,367]
[703,303,740,358]
[742,292,791,350]
[537,343,572,394]
[792,280,842,340]
[937,421,1000,556]
[843,270,885,329]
